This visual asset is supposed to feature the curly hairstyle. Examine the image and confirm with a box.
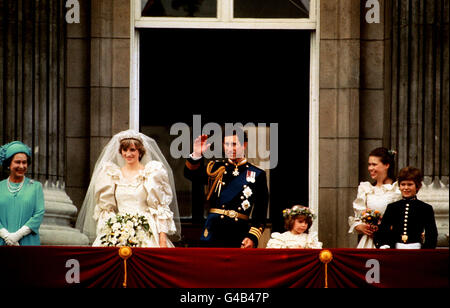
[284,214,313,234]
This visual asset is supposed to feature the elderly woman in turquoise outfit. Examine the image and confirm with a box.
[0,141,45,246]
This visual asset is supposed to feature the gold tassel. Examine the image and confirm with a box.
[206,161,226,200]
[319,250,333,288]
[118,247,133,288]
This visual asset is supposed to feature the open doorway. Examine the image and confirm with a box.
[139,28,311,245]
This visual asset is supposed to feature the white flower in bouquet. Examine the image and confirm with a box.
[136,229,147,243]
[112,222,121,232]
[100,213,152,247]
[125,220,135,231]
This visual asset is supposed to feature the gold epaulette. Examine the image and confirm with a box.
[206,161,226,200]
[249,227,264,240]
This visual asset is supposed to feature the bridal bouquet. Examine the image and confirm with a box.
[361,209,382,230]
[100,213,152,247]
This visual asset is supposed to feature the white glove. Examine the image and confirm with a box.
[380,245,391,249]
[0,228,8,239]
[0,228,19,246]
[7,226,32,245]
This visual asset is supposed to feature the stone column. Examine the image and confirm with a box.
[388,0,449,246]
[418,179,450,247]
[319,0,361,248]
[65,0,91,211]
[39,181,89,246]
[89,0,130,171]
[359,0,392,179]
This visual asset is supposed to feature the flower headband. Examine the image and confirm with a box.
[283,205,316,220]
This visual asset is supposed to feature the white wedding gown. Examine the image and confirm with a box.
[348,181,401,248]
[92,161,176,247]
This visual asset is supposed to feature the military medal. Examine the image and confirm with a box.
[232,168,240,177]
[229,158,247,177]
[246,170,256,183]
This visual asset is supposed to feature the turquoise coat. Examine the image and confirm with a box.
[0,178,45,245]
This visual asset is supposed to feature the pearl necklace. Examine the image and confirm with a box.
[7,177,25,194]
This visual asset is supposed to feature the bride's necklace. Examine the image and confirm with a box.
[7,177,25,194]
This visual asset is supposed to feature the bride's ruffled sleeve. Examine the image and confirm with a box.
[143,161,176,235]
[93,162,119,234]
[348,182,372,233]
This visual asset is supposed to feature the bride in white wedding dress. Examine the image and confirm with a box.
[76,130,181,247]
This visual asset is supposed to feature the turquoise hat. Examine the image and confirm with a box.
[0,141,32,166]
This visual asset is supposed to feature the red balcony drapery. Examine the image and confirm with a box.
[1,246,448,288]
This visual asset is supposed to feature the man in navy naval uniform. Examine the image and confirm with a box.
[184,128,269,248]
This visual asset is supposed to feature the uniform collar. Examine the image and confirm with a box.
[228,158,247,167]
[402,196,417,201]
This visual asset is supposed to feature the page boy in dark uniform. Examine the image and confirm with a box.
[375,166,438,249]
[184,128,269,248]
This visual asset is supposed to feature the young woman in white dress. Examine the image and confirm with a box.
[348,147,401,248]
[76,130,181,247]
[266,205,322,249]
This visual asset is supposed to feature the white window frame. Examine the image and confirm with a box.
[135,0,317,29]
[130,0,320,231]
